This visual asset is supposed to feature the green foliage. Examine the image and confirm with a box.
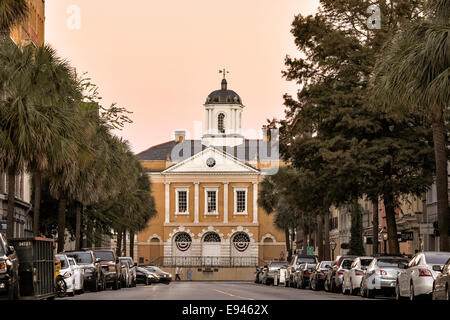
[0,0,28,32]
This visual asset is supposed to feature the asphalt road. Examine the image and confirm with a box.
[61,281,379,300]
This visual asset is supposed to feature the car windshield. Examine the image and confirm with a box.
[0,237,5,256]
[297,257,317,264]
[137,267,149,274]
[341,260,353,269]
[56,255,69,269]
[270,262,288,268]
[95,251,115,261]
[320,261,331,268]
[377,259,408,268]
[147,266,163,273]
[69,259,75,266]
[425,254,450,265]
[361,259,373,267]
[67,252,93,264]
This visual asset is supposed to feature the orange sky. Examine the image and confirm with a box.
[45,1,320,153]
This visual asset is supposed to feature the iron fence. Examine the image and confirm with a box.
[153,256,259,267]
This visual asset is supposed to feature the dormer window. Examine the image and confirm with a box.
[218,113,225,133]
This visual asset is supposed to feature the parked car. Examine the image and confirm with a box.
[285,254,318,287]
[142,266,172,283]
[65,250,105,291]
[261,260,288,285]
[342,256,373,295]
[324,255,356,293]
[0,233,19,299]
[360,255,409,298]
[309,260,332,291]
[93,249,121,290]
[119,257,137,287]
[396,251,450,300]
[136,267,159,285]
[55,254,76,296]
[118,258,131,288]
[67,257,84,294]
[294,263,316,289]
[432,258,450,300]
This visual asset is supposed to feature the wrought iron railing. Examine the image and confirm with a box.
[149,256,259,267]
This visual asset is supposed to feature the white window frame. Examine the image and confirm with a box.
[175,187,190,215]
[204,186,219,216]
[233,187,248,215]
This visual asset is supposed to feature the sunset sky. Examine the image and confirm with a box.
[45,1,320,153]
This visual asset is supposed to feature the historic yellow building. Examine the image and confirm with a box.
[137,76,286,268]
[10,0,45,46]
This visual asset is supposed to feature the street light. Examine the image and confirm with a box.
[381,228,388,255]
[330,240,337,261]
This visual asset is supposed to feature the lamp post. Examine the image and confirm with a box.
[330,240,337,261]
[381,228,388,255]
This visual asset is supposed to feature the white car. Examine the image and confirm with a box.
[342,256,373,295]
[55,254,76,296]
[396,251,450,300]
[274,267,287,286]
[68,257,84,294]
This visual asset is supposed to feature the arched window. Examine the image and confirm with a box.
[232,232,250,252]
[174,232,192,252]
[218,113,225,133]
[203,232,221,242]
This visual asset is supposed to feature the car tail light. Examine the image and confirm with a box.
[376,270,387,276]
[0,262,6,273]
[337,270,344,275]
[418,268,432,277]
[355,270,364,276]
[305,271,311,275]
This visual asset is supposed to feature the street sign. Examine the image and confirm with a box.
[420,223,434,235]
[307,246,314,255]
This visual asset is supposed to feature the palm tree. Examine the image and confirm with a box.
[371,0,450,251]
[0,0,29,40]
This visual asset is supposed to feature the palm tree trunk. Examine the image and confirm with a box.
[372,199,379,255]
[129,231,135,259]
[432,111,450,251]
[323,209,330,260]
[284,228,291,261]
[75,202,81,250]
[32,172,41,236]
[317,213,324,260]
[116,228,123,257]
[57,197,67,252]
[122,229,127,256]
[302,224,308,253]
[383,191,400,254]
[86,221,93,248]
[6,170,16,239]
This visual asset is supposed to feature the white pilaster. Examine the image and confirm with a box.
[223,183,229,223]
[194,182,199,223]
[165,182,170,223]
[253,182,258,224]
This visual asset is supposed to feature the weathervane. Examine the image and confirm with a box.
[219,68,229,80]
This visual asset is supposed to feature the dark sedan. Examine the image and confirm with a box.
[142,266,172,283]
[136,267,158,285]
[432,258,450,300]
[294,263,316,289]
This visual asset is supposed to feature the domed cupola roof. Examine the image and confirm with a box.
[205,78,242,105]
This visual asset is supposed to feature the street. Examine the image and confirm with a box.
[61,281,383,300]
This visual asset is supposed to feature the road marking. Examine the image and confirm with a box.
[213,289,255,300]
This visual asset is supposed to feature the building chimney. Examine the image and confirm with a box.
[175,130,186,142]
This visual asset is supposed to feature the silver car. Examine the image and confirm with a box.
[262,260,288,285]
[396,251,450,300]
[342,256,373,295]
[360,256,409,298]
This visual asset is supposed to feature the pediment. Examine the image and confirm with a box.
[162,147,259,174]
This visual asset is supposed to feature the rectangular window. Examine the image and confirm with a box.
[175,187,190,215]
[207,191,216,213]
[204,187,219,215]
[233,187,248,215]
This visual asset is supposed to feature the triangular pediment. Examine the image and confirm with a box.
[162,147,259,174]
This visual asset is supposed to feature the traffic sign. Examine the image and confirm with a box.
[307,246,314,255]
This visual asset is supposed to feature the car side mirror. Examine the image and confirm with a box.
[95,258,101,263]
[432,265,443,272]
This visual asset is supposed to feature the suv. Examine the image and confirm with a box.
[65,250,105,291]
[93,249,121,290]
[261,260,289,285]
[324,255,357,293]
[119,257,137,287]
[0,233,19,299]
[285,254,318,287]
